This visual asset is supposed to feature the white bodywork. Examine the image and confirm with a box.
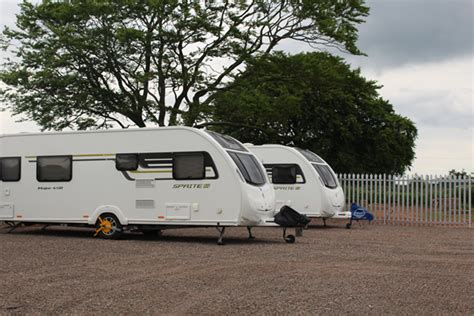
[248,145,350,219]
[0,127,275,227]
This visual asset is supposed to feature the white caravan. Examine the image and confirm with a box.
[0,127,302,244]
[248,145,351,226]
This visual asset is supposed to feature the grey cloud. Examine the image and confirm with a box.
[348,0,473,70]
[390,90,473,129]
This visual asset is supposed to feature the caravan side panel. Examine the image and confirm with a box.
[1,128,244,226]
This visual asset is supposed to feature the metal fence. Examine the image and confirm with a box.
[337,174,472,227]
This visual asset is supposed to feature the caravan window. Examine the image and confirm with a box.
[206,131,248,152]
[228,152,266,186]
[0,157,21,182]
[265,164,305,184]
[37,156,72,182]
[173,153,205,180]
[295,148,324,163]
[138,152,217,180]
[272,165,297,184]
[116,154,139,171]
[312,164,338,189]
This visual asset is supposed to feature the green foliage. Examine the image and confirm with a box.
[449,169,468,177]
[0,0,369,130]
[208,52,417,174]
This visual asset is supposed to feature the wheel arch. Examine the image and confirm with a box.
[88,205,128,226]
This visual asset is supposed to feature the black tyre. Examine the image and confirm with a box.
[95,214,123,239]
[346,223,352,229]
[285,235,296,243]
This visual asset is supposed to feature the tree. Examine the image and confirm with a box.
[208,52,417,174]
[0,0,369,130]
[449,169,468,177]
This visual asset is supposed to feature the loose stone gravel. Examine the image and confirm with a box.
[0,222,472,314]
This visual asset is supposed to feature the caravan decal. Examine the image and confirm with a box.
[172,184,211,189]
[274,186,301,191]
[38,186,64,191]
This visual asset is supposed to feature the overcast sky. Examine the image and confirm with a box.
[350,0,473,175]
[0,0,472,174]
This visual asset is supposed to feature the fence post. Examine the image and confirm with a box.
[368,173,372,211]
[364,173,368,209]
[434,175,438,225]
[443,175,447,226]
[448,174,452,225]
[358,173,361,207]
[396,175,400,224]
[429,174,433,226]
[409,174,413,226]
[383,174,386,224]
[463,175,467,226]
[351,173,355,209]
[456,175,460,226]
[354,173,360,205]
[341,173,346,210]
[402,175,408,225]
[374,174,380,219]
[424,174,428,225]
[467,175,472,228]
[387,174,392,224]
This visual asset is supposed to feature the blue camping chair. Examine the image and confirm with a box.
[346,203,374,229]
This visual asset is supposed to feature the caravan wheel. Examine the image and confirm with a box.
[95,214,123,239]
[285,235,296,243]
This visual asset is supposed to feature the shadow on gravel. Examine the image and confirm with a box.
[141,234,280,245]
[306,224,343,229]
[0,226,282,245]
[307,223,371,229]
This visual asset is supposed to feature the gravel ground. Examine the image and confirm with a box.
[0,221,472,315]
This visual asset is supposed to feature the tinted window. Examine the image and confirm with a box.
[116,154,139,171]
[173,153,205,180]
[0,157,21,182]
[206,131,248,152]
[228,152,266,185]
[295,148,324,163]
[37,156,72,182]
[313,164,338,188]
[272,165,297,184]
[137,152,218,179]
[264,164,306,184]
[139,153,172,169]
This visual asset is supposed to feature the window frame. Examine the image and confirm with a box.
[228,151,267,186]
[264,163,306,184]
[138,152,173,169]
[172,152,206,180]
[37,155,73,182]
[271,164,298,184]
[0,157,21,182]
[117,151,218,181]
[206,131,249,152]
[295,148,325,163]
[312,163,338,189]
[116,153,139,171]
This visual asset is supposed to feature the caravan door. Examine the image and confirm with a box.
[0,157,21,219]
